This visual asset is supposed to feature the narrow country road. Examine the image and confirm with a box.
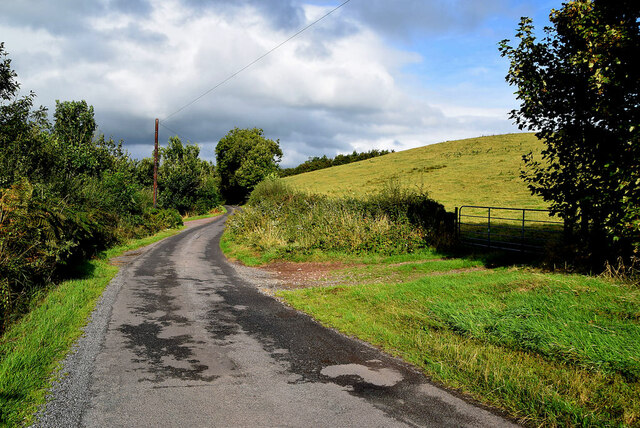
[35,209,517,427]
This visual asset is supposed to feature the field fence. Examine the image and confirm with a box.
[456,205,564,254]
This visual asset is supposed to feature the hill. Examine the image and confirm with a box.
[283,133,547,211]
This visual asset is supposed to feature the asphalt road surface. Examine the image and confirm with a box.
[35,209,518,427]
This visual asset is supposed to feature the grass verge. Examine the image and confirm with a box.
[0,226,187,427]
[183,205,227,223]
[221,229,639,427]
[276,267,639,427]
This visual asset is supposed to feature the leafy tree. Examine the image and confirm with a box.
[216,127,282,203]
[499,0,640,263]
[134,157,155,188]
[0,42,18,101]
[0,43,51,188]
[157,136,221,214]
[53,100,96,147]
[51,100,101,178]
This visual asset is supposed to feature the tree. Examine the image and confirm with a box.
[0,43,52,189]
[51,100,101,177]
[499,0,640,264]
[53,100,96,147]
[158,136,221,214]
[215,128,282,203]
[0,42,18,101]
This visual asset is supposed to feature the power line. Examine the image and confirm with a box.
[158,121,188,141]
[161,0,352,123]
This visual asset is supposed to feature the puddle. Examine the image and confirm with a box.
[320,363,404,387]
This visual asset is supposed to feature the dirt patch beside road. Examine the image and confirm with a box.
[255,259,487,292]
[259,261,352,289]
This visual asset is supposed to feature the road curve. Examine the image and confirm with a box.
[34,209,518,427]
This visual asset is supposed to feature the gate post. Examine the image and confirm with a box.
[487,207,491,249]
[454,207,459,239]
[521,209,526,253]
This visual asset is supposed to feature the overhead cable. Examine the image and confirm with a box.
[161,0,352,122]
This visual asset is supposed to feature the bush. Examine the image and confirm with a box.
[247,174,293,205]
[227,178,455,257]
[143,208,183,234]
[0,179,121,330]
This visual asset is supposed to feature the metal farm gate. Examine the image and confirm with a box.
[456,206,564,254]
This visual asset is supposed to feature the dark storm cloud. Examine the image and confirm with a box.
[176,0,511,40]
[107,94,368,165]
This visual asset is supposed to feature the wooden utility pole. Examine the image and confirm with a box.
[153,118,159,208]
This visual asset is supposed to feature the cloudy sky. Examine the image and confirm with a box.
[0,0,560,166]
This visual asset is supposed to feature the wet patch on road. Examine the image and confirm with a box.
[321,363,404,388]
[205,301,242,341]
[118,321,217,383]
[203,238,486,427]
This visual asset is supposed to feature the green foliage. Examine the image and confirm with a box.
[279,149,394,177]
[246,174,293,205]
[227,178,454,258]
[138,208,183,236]
[0,179,117,329]
[216,127,282,203]
[0,44,50,189]
[499,1,640,265]
[0,45,210,334]
[134,157,154,188]
[157,136,222,215]
[53,100,95,144]
[0,42,18,101]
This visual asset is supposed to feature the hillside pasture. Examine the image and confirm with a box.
[284,133,547,211]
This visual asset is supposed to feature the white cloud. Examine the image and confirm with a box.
[0,0,519,165]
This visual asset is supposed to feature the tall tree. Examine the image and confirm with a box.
[157,136,220,214]
[499,0,640,263]
[0,43,50,188]
[51,100,100,177]
[215,128,282,203]
[53,100,96,147]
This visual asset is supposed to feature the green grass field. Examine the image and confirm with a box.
[284,133,547,211]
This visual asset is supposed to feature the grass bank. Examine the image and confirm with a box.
[278,264,639,427]
[0,210,227,427]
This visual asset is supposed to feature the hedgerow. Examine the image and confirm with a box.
[228,177,455,257]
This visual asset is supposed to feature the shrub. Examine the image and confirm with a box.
[247,174,293,205]
[143,208,183,234]
[227,178,455,257]
[0,179,110,330]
